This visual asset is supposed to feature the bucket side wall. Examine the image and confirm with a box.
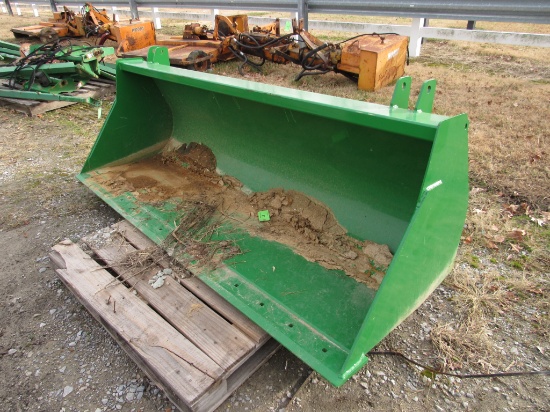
[341,113,469,377]
[81,66,174,174]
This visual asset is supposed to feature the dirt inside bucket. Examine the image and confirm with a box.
[88,142,393,289]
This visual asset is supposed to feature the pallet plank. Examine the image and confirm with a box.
[95,242,257,372]
[192,337,280,412]
[50,241,224,405]
[51,235,280,412]
[115,220,268,344]
[181,277,268,345]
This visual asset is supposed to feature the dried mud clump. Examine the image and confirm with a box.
[175,142,217,174]
[246,188,392,287]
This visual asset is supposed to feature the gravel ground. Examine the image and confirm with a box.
[1,109,547,412]
[1,12,549,412]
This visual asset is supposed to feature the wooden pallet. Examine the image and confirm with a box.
[49,220,278,412]
[0,78,115,116]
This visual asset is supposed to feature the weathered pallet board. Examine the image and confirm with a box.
[50,222,277,412]
[115,220,267,344]
[0,79,115,116]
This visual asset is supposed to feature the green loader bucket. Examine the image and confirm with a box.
[79,47,468,386]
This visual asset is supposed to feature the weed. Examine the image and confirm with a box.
[420,369,436,380]
[468,254,481,269]
[435,269,502,367]
[509,260,524,270]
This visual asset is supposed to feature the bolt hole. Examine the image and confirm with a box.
[288,323,294,328]
[234,283,239,287]
[259,302,264,306]
[322,348,328,353]
[465,123,469,130]
[402,82,407,89]
[427,85,432,93]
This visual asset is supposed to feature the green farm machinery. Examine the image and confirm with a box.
[0,40,115,106]
[78,47,469,386]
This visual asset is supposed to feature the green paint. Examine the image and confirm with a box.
[0,89,100,106]
[78,50,468,386]
[390,76,411,109]
[257,210,270,221]
[415,79,437,113]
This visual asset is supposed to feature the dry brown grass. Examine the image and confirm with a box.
[434,266,547,366]
[435,186,549,369]
[432,245,548,370]
[431,321,495,371]
[464,189,549,268]
[164,201,243,272]
[0,14,39,40]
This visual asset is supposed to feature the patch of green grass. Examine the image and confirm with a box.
[515,290,528,300]
[522,244,533,253]
[539,228,550,244]
[468,254,481,269]
[27,179,42,189]
[420,369,436,380]
[512,214,531,223]
[423,61,450,68]
[508,260,524,270]
[316,34,353,42]
[246,11,269,17]
[51,167,72,177]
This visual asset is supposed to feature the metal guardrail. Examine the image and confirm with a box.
[3,0,550,56]
[307,1,550,24]
[4,0,550,23]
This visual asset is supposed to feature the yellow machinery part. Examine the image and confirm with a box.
[338,35,408,91]
[111,21,156,53]
[214,15,249,39]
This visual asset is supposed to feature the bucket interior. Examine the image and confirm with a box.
[79,64,448,385]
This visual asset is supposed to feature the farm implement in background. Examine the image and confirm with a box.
[11,2,155,54]
[231,19,409,91]
[0,40,115,109]
[120,14,282,71]
[122,16,408,91]
[11,8,408,91]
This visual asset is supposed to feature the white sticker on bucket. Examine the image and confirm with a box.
[426,180,443,191]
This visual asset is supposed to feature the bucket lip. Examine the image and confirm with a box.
[118,59,452,130]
